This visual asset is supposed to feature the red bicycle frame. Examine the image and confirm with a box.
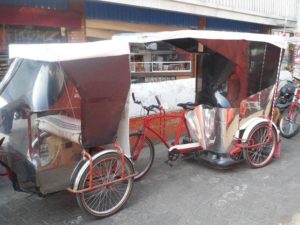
[287,85,300,120]
[132,108,193,161]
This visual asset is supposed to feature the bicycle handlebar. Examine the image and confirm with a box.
[132,92,136,102]
[132,92,163,114]
[146,105,160,111]
[132,92,141,104]
[155,96,161,106]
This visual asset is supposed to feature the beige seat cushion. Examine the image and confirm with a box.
[36,115,81,144]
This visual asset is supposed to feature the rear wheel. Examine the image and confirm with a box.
[76,152,134,218]
[279,105,300,138]
[243,123,276,168]
[129,133,155,180]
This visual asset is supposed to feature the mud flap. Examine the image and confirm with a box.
[273,139,281,158]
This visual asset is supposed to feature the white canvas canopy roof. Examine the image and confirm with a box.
[113,30,287,49]
[9,40,130,62]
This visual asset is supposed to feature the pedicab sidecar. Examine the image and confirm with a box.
[115,30,286,169]
[0,40,135,217]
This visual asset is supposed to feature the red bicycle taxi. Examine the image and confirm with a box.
[125,30,285,180]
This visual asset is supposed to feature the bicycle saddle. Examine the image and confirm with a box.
[177,102,196,110]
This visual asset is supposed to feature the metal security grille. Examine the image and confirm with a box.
[0,52,8,80]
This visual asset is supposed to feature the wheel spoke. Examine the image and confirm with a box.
[280,106,300,137]
[244,124,275,168]
[130,133,154,180]
[77,153,133,217]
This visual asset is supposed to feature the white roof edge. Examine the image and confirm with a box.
[112,30,288,49]
[9,40,130,62]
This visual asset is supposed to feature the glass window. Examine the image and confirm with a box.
[130,42,193,81]
[248,42,281,95]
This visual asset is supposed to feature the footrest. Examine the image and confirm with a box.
[36,115,81,144]
[168,142,201,152]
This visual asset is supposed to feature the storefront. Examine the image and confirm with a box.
[0,0,84,80]
[130,41,194,83]
[85,1,267,83]
[86,1,199,82]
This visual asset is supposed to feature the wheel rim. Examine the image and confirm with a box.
[280,106,300,136]
[80,156,132,216]
[246,126,275,167]
[130,134,153,179]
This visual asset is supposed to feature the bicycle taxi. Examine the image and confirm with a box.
[114,30,286,178]
[0,40,135,217]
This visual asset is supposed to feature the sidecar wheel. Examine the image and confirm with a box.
[76,152,134,218]
[243,123,276,168]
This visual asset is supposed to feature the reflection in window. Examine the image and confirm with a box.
[248,42,281,95]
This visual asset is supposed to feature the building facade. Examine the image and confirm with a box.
[0,0,85,79]
[86,0,299,39]
[85,0,299,81]
[1,0,299,80]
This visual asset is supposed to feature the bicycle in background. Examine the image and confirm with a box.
[279,79,300,138]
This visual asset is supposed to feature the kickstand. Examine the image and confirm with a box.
[164,160,173,167]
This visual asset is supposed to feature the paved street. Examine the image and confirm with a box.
[1,133,300,225]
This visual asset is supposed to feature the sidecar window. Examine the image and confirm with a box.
[0,59,65,111]
[32,62,65,110]
[0,59,42,107]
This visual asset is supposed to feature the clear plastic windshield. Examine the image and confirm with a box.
[0,58,65,112]
[0,58,78,156]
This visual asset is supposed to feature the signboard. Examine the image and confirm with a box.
[293,44,300,80]
[293,44,300,66]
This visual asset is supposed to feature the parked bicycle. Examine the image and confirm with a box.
[130,93,197,180]
[125,30,285,180]
[279,78,300,138]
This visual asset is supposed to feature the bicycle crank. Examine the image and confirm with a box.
[168,151,179,161]
[165,150,180,167]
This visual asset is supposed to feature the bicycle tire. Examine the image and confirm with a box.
[129,133,155,180]
[243,122,276,168]
[279,105,300,138]
[76,152,134,218]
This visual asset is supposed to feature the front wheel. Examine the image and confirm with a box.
[76,152,134,218]
[279,105,300,138]
[129,133,155,180]
[243,123,276,168]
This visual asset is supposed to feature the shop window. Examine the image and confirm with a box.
[5,25,65,44]
[130,42,193,82]
[0,25,66,81]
